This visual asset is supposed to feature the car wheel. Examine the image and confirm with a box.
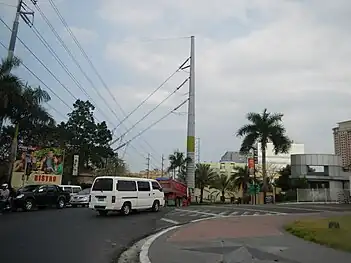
[23,199,34,211]
[152,200,160,212]
[57,198,65,209]
[121,203,131,216]
[98,210,108,216]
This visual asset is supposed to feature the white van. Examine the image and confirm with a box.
[89,176,165,216]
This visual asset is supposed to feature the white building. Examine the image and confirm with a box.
[257,142,305,169]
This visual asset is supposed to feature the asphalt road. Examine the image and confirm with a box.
[0,207,170,263]
[160,203,351,225]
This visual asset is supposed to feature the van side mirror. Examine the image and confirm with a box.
[159,188,163,192]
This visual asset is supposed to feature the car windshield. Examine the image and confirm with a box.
[78,188,90,195]
[19,185,39,192]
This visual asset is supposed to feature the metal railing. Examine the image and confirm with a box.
[296,188,351,203]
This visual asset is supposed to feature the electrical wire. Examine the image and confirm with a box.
[46,0,173,163]
[112,58,190,132]
[114,99,188,151]
[110,78,189,145]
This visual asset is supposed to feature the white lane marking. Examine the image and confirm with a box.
[160,218,180,225]
[253,212,260,216]
[219,211,229,216]
[175,208,225,217]
[271,205,328,212]
[229,211,239,216]
[140,225,180,263]
[228,206,287,215]
[242,211,250,216]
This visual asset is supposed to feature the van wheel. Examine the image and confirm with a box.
[121,203,131,216]
[152,201,160,212]
[98,210,108,216]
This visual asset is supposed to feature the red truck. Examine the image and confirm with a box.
[156,178,189,206]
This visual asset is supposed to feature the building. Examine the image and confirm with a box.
[333,120,351,170]
[291,154,350,201]
[220,151,247,163]
[257,142,305,169]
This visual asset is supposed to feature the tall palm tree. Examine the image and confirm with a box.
[7,85,53,184]
[195,163,217,203]
[0,56,24,131]
[168,150,190,180]
[211,173,234,203]
[236,108,291,202]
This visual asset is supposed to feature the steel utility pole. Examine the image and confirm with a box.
[6,0,35,186]
[8,0,35,60]
[146,153,150,178]
[186,36,195,200]
[161,154,165,177]
[195,138,200,163]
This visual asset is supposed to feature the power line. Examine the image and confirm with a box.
[29,25,117,126]
[111,77,189,145]
[114,99,188,151]
[112,58,190,132]
[46,0,167,162]
[0,38,74,112]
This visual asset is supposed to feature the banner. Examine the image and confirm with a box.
[248,157,255,175]
[11,146,65,189]
[72,155,79,176]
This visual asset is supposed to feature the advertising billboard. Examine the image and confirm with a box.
[11,146,65,189]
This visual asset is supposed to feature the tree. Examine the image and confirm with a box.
[211,173,234,202]
[195,163,217,203]
[0,56,24,131]
[61,100,114,182]
[236,108,291,202]
[275,164,309,190]
[231,165,255,200]
[168,150,190,180]
[96,153,128,176]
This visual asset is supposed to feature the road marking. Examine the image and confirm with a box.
[242,211,250,216]
[161,218,180,225]
[229,211,239,216]
[175,208,225,217]
[270,205,328,212]
[219,211,229,216]
[253,212,260,216]
[227,206,287,215]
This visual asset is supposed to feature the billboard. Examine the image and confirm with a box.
[11,146,65,189]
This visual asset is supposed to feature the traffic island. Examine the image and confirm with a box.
[285,215,351,252]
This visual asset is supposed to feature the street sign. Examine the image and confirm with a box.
[72,155,79,176]
[249,184,260,194]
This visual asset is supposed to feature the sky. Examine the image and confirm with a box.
[1,0,351,172]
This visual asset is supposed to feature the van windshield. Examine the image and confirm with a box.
[92,178,113,191]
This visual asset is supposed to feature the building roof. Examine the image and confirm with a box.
[220,151,246,163]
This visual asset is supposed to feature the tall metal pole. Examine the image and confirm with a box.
[8,0,23,60]
[146,153,150,179]
[186,36,195,199]
[161,154,164,177]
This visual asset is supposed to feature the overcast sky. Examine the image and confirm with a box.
[1,0,351,172]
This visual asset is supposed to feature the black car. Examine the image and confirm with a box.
[14,184,71,211]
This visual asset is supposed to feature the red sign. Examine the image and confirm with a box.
[248,158,255,169]
[34,174,58,183]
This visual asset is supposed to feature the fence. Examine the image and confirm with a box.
[296,188,351,203]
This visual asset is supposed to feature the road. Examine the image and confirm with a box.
[0,207,169,263]
[159,203,351,226]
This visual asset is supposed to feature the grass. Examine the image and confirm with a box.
[285,215,351,252]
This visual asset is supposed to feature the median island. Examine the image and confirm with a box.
[285,215,351,252]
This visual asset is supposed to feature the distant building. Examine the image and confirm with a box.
[220,151,246,163]
[128,169,167,179]
[256,142,305,169]
[333,120,351,170]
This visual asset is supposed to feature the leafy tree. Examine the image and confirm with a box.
[275,164,309,190]
[61,100,113,182]
[96,153,128,176]
[232,166,254,199]
[195,163,217,203]
[211,173,234,202]
[168,150,190,180]
[236,109,291,202]
[0,56,24,130]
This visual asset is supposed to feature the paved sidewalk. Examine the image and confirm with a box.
[147,215,351,263]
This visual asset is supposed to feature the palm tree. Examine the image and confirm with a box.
[195,163,217,203]
[231,165,260,203]
[7,85,53,184]
[0,56,24,131]
[168,150,190,180]
[236,109,291,202]
[211,173,234,203]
